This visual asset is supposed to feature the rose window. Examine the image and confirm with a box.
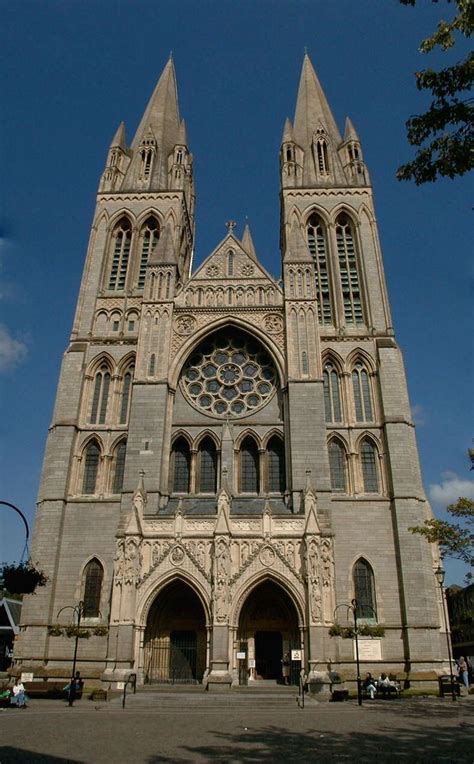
[181,331,277,418]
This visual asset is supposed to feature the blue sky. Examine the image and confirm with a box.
[1,0,472,585]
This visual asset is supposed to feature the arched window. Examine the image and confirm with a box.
[83,559,104,617]
[119,366,134,424]
[112,440,127,493]
[108,217,132,291]
[227,250,234,277]
[353,558,376,620]
[307,213,332,324]
[267,436,285,493]
[360,438,379,493]
[323,361,342,422]
[172,438,191,493]
[352,361,373,421]
[138,217,160,289]
[316,139,329,174]
[197,437,217,493]
[83,441,100,494]
[90,364,111,424]
[240,436,259,493]
[335,213,363,324]
[328,439,347,492]
[148,354,156,376]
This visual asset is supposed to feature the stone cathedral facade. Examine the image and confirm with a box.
[16,56,446,691]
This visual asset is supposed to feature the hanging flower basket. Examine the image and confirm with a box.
[64,626,90,639]
[48,625,63,637]
[2,562,48,594]
[329,623,385,639]
[92,626,109,637]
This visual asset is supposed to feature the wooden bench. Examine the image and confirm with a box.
[23,681,78,699]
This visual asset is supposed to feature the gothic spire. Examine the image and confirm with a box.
[344,117,359,142]
[131,57,181,152]
[281,117,295,144]
[111,121,127,150]
[293,54,342,150]
[241,223,257,260]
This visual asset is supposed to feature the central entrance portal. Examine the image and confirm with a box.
[238,580,299,685]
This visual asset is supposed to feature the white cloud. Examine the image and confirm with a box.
[0,324,28,372]
[428,472,474,507]
[411,403,426,426]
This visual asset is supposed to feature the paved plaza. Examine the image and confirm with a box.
[1,689,473,763]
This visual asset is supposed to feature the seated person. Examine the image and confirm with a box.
[363,672,377,699]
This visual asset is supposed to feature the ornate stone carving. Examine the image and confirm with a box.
[205,264,220,277]
[170,544,185,566]
[263,313,284,334]
[175,314,197,335]
[240,263,255,276]
[259,545,276,567]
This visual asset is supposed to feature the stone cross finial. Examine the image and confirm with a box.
[225,220,236,232]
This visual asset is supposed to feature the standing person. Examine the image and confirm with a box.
[67,671,83,707]
[458,656,469,689]
[281,652,290,685]
[11,680,26,708]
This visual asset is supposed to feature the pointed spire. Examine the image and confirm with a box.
[293,54,342,150]
[284,219,313,262]
[281,117,295,145]
[344,117,359,142]
[241,223,257,260]
[131,58,181,153]
[177,118,188,146]
[111,121,127,150]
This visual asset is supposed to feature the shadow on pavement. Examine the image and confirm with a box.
[146,715,474,763]
[0,748,82,764]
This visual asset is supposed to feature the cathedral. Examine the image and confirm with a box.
[15,55,446,692]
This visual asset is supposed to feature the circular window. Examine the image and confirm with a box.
[181,330,277,418]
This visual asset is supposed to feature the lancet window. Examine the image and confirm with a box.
[108,217,132,291]
[352,361,373,422]
[172,438,191,493]
[240,436,260,493]
[138,217,160,289]
[83,559,104,618]
[323,361,342,422]
[328,438,347,492]
[267,436,285,493]
[336,213,363,324]
[360,438,379,493]
[307,213,332,324]
[353,558,377,620]
[197,437,217,493]
[119,366,134,424]
[90,365,111,424]
[82,441,100,494]
[112,440,127,493]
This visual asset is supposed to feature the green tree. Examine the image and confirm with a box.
[397,0,474,184]
[410,497,474,578]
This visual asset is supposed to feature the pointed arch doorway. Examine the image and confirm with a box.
[143,580,207,684]
[237,580,300,685]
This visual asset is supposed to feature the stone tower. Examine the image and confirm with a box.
[15,56,446,693]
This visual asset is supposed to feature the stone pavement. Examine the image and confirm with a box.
[0,688,473,763]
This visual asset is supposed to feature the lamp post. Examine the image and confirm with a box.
[434,565,456,702]
[334,599,363,706]
[57,600,85,706]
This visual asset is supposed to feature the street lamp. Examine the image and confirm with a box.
[434,565,456,702]
[57,600,85,706]
[334,599,363,706]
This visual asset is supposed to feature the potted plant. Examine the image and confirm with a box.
[2,561,48,594]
